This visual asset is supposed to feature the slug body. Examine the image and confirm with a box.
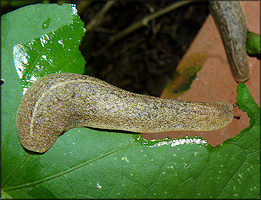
[209,1,250,82]
[16,73,233,153]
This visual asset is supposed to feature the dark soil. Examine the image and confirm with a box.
[78,1,209,96]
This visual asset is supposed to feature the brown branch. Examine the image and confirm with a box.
[85,1,116,31]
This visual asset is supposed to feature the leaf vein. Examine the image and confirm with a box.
[5,141,137,192]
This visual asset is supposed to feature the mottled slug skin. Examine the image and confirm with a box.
[209,1,250,82]
[16,73,233,153]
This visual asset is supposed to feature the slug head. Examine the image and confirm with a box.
[16,73,88,153]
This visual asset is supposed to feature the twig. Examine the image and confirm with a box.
[85,1,116,31]
[94,0,193,56]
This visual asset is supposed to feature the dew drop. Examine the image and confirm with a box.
[96,183,102,189]
[42,18,51,29]
[121,156,129,162]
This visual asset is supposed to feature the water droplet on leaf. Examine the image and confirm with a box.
[42,18,51,29]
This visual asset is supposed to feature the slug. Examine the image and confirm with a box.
[16,73,234,153]
[209,1,250,82]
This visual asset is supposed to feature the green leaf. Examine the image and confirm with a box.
[246,31,261,54]
[2,3,85,93]
[1,3,260,199]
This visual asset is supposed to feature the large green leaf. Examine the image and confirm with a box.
[1,3,260,199]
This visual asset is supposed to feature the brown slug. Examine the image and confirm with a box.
[16,73,234,153]
[209,1,251,82]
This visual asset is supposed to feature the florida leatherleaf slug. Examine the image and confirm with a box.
[209,1,250,82]
[16,73,233,153]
